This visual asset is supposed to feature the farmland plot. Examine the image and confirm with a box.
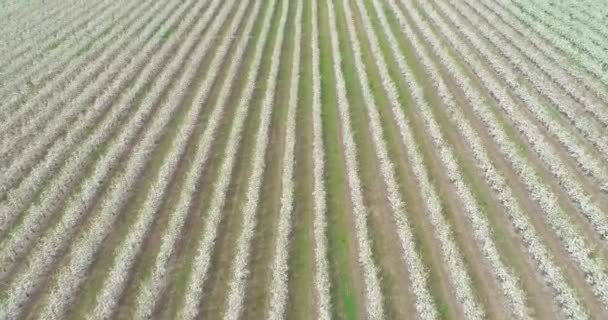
[1,0,608,319]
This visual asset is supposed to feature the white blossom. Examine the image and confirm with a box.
[174,1,278,318]
[320,1,388,318]
[266,0,302,319]
[0,0,230,318]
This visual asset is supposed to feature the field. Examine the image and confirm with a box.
[1,0,608,319]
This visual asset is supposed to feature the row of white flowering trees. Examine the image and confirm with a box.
[0,0,169,167]
[87,0,255,318]
[477,0,608,119]
[0,0,231,318]
[516,1,608,125]
[2,0,608,318]
[0,0,130,108]
[0,0,78,50]
[451,0,608,169]
[266,0,303,318]
[33,0,240,316]
[418,0,608,253]
[375,0,528,318]
[310,0,332,318]
[385,0,591,317]
[514,0,608,81]
[345,0,440,318]
[36,0,237,317]
[445,0,608,226]
[0,0,217,279]
[173,0,277,318]
[497,0,608,94]
[563,0,608,44]
[0,0,186,217]
[390,0,607,316]
[223,0,289,319]
[132,0,263,318]
[0,0,148,139]
[444,0,608,176]
[326,0,386,318]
